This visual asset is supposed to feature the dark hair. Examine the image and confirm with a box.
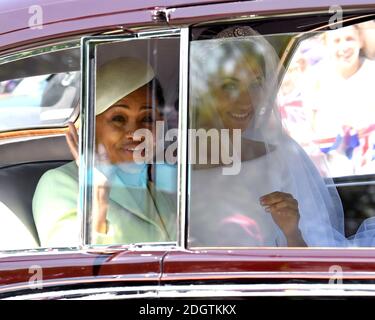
[147,77,165,111]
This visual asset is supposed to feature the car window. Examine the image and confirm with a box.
[0,34,180,251]
[278,20,375,239]
[0,46,80,131]
[77,35,180,247]
[279,20,375,179]
[187,20,375,248]
[0,44,80,251]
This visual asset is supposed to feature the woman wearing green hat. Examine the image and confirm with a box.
[32,57,177,247]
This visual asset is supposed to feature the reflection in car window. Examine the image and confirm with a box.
[187,25,356,248]
[33,38,179,247]
[278,21,375,242]
[0,46,80,251]
[0,47,80,132]
[279,21,375,178]
[0,72,80,131]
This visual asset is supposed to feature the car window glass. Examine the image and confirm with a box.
[86,38,180,246]
[0,46,80,251]
[279,20,375,179]
[0,47,80,131]
[278,20,375,240]
[187,21,375,248]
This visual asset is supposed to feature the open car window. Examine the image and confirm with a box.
[0,44,79,251]
[187,19,375,248]
[0,46,80,131]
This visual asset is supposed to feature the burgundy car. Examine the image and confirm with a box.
[1,0,375,300]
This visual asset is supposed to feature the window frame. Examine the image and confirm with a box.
[185,12,375,251]
[79,27,188,249]
[0,27,188,255]
[0,39,82,255]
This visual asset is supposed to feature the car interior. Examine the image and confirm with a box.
[0,38,180,250]
[0,26,373,250]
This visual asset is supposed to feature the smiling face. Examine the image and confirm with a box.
[205,56,264,132]
[95,84,163,164]
[326,26,363,78]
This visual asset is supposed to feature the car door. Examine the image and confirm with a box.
[3,0,375,300]
[160,2,375,298]
[0,10,183,298]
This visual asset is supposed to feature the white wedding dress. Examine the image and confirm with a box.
[188,138,346,247]
[189,149,287,247]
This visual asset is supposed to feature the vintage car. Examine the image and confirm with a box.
[1,0,375,300]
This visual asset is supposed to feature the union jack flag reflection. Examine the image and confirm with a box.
[279,23,375,177]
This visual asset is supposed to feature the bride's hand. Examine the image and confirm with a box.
[65,122,111,234]
[260,191,306,247]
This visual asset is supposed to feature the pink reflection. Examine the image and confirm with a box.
[221,213,264,244]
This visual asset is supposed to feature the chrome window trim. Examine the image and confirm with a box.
[80,36,100,247]
[76,242,178,254]
[191,8,375,27]
[177,27,190,248]
[0,242,177,258]
[161,270,375,279]
[328,181,375,188]
[5,283,375,300]
[0,247,82,258]
[0,40,80,66]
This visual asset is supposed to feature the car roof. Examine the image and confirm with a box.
[1,0,374,33]
[0,0,374,53]
[0,0,234,35]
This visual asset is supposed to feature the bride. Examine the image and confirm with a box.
[188,26,346,247]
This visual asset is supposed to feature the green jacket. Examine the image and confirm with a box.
[32,161,177,247]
